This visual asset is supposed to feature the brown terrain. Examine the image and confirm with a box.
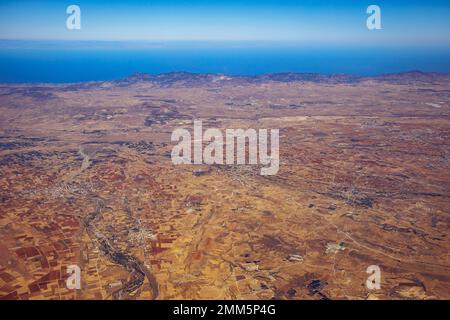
[0,71,449,300]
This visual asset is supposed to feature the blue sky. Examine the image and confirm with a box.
[0,0,449,45]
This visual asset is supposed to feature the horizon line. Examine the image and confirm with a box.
[2,39,450,50]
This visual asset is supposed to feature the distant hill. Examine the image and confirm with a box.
[369,70,450,83]
[113,71,450,87]
[2,71,449,88]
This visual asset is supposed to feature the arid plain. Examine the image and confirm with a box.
[0,71,449,299]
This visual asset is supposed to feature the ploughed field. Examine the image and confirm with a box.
[0,71,449,299]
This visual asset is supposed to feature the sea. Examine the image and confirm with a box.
[1,41,450,83]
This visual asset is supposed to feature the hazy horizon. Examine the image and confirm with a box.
[1,0,449,45]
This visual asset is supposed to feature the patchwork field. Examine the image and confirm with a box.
[0,71,449,299]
